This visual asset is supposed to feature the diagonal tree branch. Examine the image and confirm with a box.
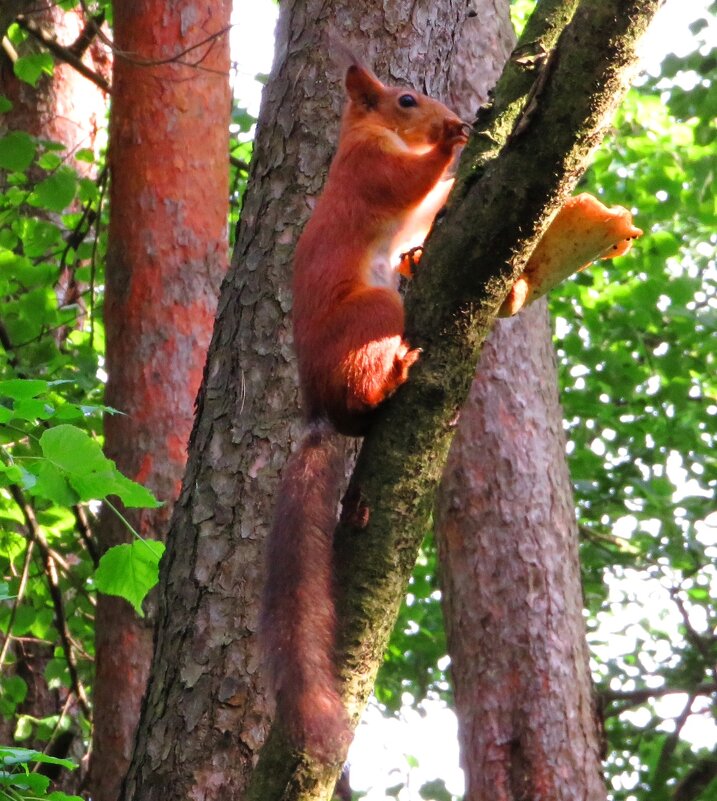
[15,14,111,93]
[249,0,663,798]
[338,0,663,725]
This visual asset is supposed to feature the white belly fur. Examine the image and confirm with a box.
[368,177,456,289]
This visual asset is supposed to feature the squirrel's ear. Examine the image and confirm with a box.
[345,64,383,110]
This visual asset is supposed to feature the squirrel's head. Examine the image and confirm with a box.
[343,63,464,152]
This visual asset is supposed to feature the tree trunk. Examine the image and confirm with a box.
[436,2,606,798]
[91,3,230,799]
[437,305,606,800]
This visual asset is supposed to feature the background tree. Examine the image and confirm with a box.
[429,3,605,798]
[90,2,231,800]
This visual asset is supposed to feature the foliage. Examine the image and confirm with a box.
[0,1,714,800]
[229,103,256,248]
[557,16,717,799]
[0,746,81,801]
[377,535,450,713]
[0,19,157,791]
[510,0,537,37]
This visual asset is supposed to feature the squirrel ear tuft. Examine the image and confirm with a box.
[345,63,383,110]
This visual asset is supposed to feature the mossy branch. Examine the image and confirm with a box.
[248,1,663,798]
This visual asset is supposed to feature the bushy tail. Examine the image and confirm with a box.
[260,421,351,760]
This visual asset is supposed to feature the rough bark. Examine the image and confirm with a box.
[92,3,230,800]
[437,304,605,801]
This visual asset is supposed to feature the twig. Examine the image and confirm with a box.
[1,35,18,62]
[653,694,696,788]
[601,682,717,716]
[673,748,717,801]
[74,504,99,566]
[230,155,250,173]
[0,540,36,669]
[88,163,108,349]
[36,692,73,766]
[578,523,641,555]
[671,588,716,680]
[69,9,105,57]
[15,14,110,93]
[76,1,230,74]
[8,483,92,719]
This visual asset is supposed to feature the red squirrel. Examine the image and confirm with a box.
[261,60,468,760]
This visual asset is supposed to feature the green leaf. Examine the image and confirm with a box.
[18,218,62,257]
[12,397,55,421]
[0,379,48,400]
[13,716,33,741]
[75,148,95,163]
[1,675,28,705]
[37,151,64,171]
[103,472,161,508]
[0,131,36,172]
[38,424,160,507]
[419,778,453,801]
[94,540,166,617]
[30,168,78,213]
[6,770,51,793]
[0,96,12,113]
[40,425,108,474]
[13,52,54,87]
[33,461,78,506]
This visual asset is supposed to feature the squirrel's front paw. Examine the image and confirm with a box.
[441,118,470,152]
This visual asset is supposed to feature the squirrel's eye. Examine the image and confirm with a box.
[398,94,418,108]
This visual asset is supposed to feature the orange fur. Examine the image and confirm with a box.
[292,63,467,435]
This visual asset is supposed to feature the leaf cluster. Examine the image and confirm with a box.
[558,22,717,799]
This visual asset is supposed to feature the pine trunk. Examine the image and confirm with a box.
[437,306,606,800]
[91,2,230,799]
